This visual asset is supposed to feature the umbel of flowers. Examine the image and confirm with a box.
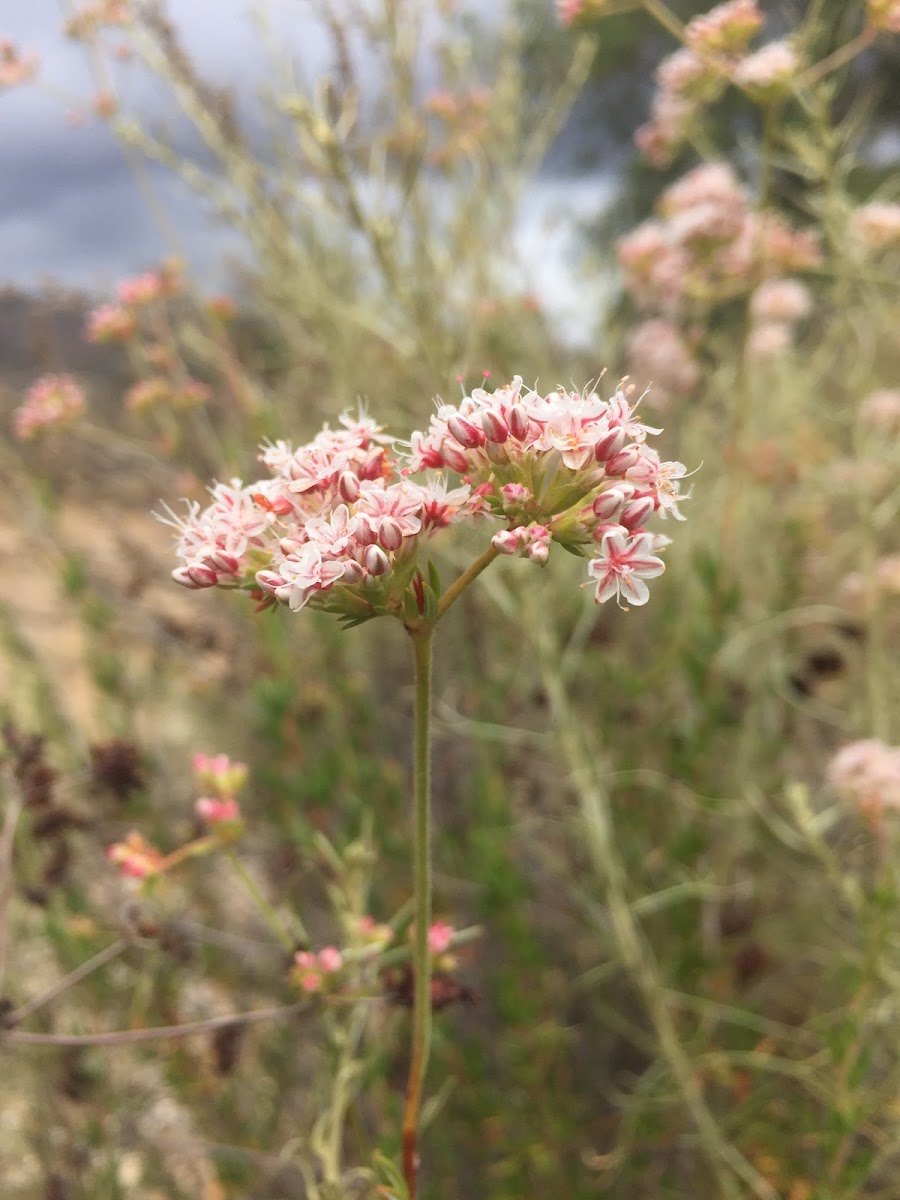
[159,374,685,614]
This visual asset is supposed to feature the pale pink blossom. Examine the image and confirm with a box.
[851,202,900,252]
[192,752,248,797]
[107,832,164,879]
[586,528,666,607]
[292,947,344,993]
[626,319,700,402]
[685,0,764,56]
[14,374,86,439]
[428,922,455,955]
[117,272,164,306]
[196,796,242,824]
[732,40,799,94]
[747,321,793,359]
[829,739,900,822]
[0,40,38,89]
[867,0,900,33]
[859,389,900,431]
[750,278,812,323]
[86,303,136,342]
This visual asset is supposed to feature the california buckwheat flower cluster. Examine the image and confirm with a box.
[13,374,87,440]
[159,377,686,614]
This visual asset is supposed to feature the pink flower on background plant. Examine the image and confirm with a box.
[829,739,900,826]
[428,922,455,955]
[14,374,86,440]
[750,279,812,324]
[859,389,900,431]
[685,0,764,55]
[732,39,799,95]
[192,753,248,798]
[195,796,242,825]
[746,321,793,360]
[867,0,900,33]
[0,40,38,88]
[851,202,900,253]
[107,831,164,879]
[86,303,136,343]
[292,947,344,993]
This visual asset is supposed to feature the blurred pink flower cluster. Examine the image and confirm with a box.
[160,376,685,613]
[618,162,819,394]
[193,752,247,827]
[13,374,86,440]
[107,752,247,881]
[0,39,38,89]
[292,947,344,993]
[84,262,221,414]
[851,202,900,254]
[635,2,799,166]
[64,1,132,39]
[829,739,900,827]
[867,0,900,32]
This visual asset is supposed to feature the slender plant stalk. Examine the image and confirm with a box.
[228,849,301,952]
[401,623,434,1199]
[437,545,500,621]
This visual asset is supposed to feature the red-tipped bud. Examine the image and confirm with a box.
[481,409,509,443]
[255,569,287,594]
[491,529,521,555]
[364,544,391,576]
[442,442,471,473]
[605,445,642,476]
[448,414,485,449]
[379,516,404,552]
[359,448,386,481]
[592,488,627,521]
[355,515,378,545]
[507,405,529,441]
[207,551,241,574]
[341,560,365,585]
[339,471,361,503]
[173,564,217,589]
[594,427,627,461]
[620,496,655,530]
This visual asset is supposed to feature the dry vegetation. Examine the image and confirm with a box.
[2,1,900,1198]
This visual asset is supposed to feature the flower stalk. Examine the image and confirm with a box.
[401,622,435,1199]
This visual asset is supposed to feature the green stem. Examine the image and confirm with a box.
[641,0,686,42]
[436,545,500,621]
[227,850,299,952]
[401,624,434,1199]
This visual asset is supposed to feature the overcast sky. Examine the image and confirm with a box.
[0,1,612,342]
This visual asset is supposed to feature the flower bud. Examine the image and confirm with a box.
[592,488,628,521]
[379,516,404,551]
[605,445,642,476]
[207,550,241,574]
[481,409,509,443]
[594,427,627,462]
[507,405,529,441]
[341,559,365,585]
[364,544,391,576]
[448,414,485,449]
[491,529,521,555]
[620,496,655,530]
[255,569,287,594]
[173,564,217,589]
[339,471,361,503]
[442,441,471,473]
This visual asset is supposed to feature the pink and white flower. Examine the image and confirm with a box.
[587,528,667,607]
